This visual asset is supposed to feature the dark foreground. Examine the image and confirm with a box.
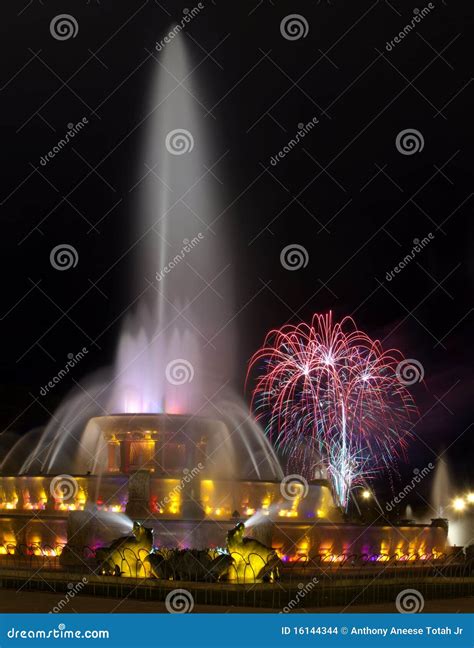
[0,589,472,613]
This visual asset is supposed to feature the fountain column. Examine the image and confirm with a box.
[126,470,151,518]
[106,434,120,472]
[181,428,205,519]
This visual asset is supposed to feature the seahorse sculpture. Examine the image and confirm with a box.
[226,522,281,583]
[96,521,153,577]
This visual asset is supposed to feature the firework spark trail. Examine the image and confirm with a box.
[247,313,418,509]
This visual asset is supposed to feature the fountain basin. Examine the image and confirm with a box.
[0,414,449,561]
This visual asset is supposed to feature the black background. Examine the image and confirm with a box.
[1,0,473,511]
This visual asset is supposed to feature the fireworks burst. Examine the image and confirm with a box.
[247,312,418,509]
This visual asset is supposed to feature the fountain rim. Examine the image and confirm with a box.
[85,412,230,436]
[86,412,232,428]
[0,473,330,488]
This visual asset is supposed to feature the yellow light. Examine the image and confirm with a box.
[261,495,271,510]
[361,490,371,500]
[278,508,297,518]
[77,488,86,510]
[167,485,181,515]
[466,493,474,504]
[453,497,466,512]
[245,507,255,516]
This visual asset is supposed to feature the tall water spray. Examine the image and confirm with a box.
[109,35,234,416]
[431,457,473,547]
[5,32,281,481]
[431,458,451,518]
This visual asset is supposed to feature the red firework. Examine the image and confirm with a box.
[247,312,418,507]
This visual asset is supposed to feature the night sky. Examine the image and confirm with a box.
[1,0,473,509]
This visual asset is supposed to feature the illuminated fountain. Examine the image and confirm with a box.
[0,32,450,572]
[432,458,451,518]
[431,459,473,549]
[0,409,450,566]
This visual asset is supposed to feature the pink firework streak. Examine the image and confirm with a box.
[247,312,418,509]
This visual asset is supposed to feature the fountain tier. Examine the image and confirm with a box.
[0,414,448,560]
